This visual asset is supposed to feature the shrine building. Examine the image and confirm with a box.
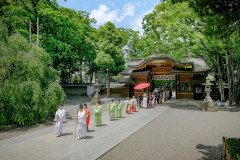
[119,53,209,99]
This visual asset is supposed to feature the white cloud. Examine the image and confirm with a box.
[90,4,118,26]
[90,3,135,26]
[130,8,154,34]
[107,0,115,7]
[117,3,135,22]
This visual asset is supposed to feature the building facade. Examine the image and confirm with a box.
[119,54,209,99]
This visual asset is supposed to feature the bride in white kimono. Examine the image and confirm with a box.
[142,93,148,108]
[76,104,87,140]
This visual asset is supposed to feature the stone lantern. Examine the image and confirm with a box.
[201,73,217,111]
[90,79,101,105]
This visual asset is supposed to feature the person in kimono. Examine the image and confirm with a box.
[159,90,163,103]
[83,104,90,131]
[54,104,66,137]
[149,93,152,107]
[76,104,87,140]
[108,100,116,120]
[126,97,131,114]
[93,100,102,126]
[137,94,141,108]
[142,93,148,108]
[116,100,122,118]
[162,90,166,103]
[156,90,160,104]
[152,94,155,106]
[131,96,137,112]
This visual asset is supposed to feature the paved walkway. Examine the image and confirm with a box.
[0,103,168,160]
[98,107,240,160]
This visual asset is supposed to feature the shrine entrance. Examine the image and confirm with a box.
[151,75,176,92]
[119,53,209,99]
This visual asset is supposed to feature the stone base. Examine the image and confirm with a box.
[90,97,103,105]
[201,102,217,112]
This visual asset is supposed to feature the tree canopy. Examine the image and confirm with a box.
[0,23,66,126]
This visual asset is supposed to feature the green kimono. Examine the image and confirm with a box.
[93,105,102,126]
[107,103,116,120]
[116,102,122,118]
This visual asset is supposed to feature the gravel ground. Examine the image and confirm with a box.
[98,108,240,160]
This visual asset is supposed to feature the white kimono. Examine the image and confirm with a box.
[54,108,66,136]
[77,110,87,138]
[142,93,148,108]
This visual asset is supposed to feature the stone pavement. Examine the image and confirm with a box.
[0,102,168,160]
[98,106,240,160]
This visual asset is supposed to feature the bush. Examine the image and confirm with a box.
[45,82,66,116]
[226,138,240,160]
[0,24,66,126]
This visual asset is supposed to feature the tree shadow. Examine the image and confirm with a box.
[165,100,202,111]
[110,119,119,121]
[196,144,222,160]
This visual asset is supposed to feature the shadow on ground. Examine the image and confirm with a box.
[61,133,73,136]
[162,99,202,111]
[196,144,222,160]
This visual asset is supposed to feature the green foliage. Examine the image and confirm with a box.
[226,138,240,160]
[97,22,125,75]
[0,25,66,126]
[142,1,199,60]
[0,0,98,83]
[95,51,115,69]
[45,82,66,116]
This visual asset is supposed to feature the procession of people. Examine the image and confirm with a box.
[54,88,172,140]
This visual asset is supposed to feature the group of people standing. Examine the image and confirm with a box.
[139,89,172,108]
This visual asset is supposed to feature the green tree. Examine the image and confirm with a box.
[0,0,98,83]
[97,22,125,97]
[0,23,66,126]
[175,0,240,104]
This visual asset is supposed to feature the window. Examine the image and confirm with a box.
[180,82,191,92]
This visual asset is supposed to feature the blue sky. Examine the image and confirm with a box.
[57,0,160,33]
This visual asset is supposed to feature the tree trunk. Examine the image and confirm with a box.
[226,38,238,105]
[216,54,226,102]
[107,69,110,98]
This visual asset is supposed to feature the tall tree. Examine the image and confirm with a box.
[0,0,98,83]
[179,0,240,104]
[97,22,125,98]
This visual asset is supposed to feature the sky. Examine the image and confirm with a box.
[57,0,160,33]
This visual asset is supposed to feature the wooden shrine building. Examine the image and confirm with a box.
[119,53,209,99]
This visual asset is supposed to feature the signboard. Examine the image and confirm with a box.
[152,75,176,80]
[87,86,94,96]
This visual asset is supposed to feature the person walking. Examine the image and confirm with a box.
[131,96,137,112]
[116,100,122,118]
[76,104,87,140]
[142,93,148,108]
[108,100,116,121]
[126,97,131,114]
[83,104,90,131]
[54,104,66,137]
[156,90,160,104]
[93,100,102,126]
[137,94,141,108]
